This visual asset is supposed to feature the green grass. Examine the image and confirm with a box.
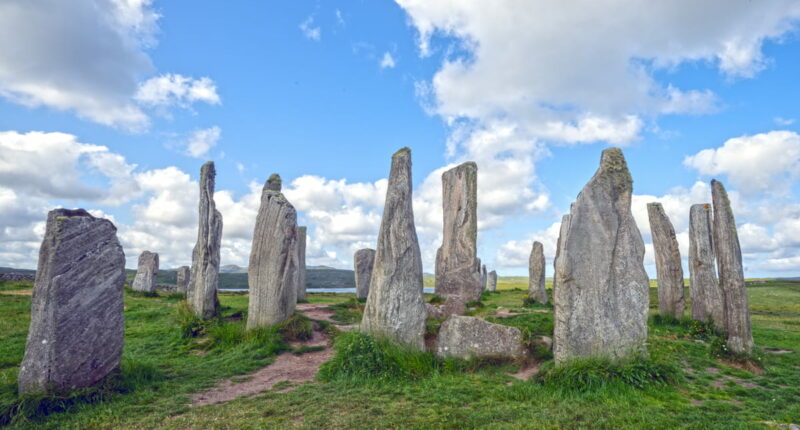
[0,280,799,428]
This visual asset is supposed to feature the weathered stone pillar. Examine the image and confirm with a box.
[434,162,482,304]
[354,248,376,299]
[711,180,753,354]
[132,251,159,293]
[552,214,571,297]
[647,202,685,318]
[688,203,724,327]
[18,209,125,395]
[528,241,547,303]
[247,174,299,329]
[296,226,307,302]
[361,148,426,349]
[480,264,487,292]
[188,161,222,319]
[176,266,191,295]
[488,270,497,292]
[553,148,649,363]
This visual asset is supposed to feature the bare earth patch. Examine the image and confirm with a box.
[191,306,337,407]
[493,308,520,318]
[509,363,540,381]
[765,349,793,355]
[296,303,337,323]
[0,289,32,296]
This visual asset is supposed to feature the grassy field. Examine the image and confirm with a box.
[0,279,798,429]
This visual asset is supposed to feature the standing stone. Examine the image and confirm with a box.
[689,203,724,327]
[488,270,497,292]
[552,214,571,296]
[131,251,159,293]
[18,209,125,395]
[354,248,376,299]
[647,203,685,319]
[361,148,426,349]
[247,174,299,329]
[481,264,488,292]
[711,180,753,354]
[434,162,482,304]
[528,241,547,303]
[553,148,649,363]
[176,266,191,295]
[296,226,307,302]
[188,161,223,319]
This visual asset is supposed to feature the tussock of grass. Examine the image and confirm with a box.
[537,357,679,392]
[278,313,313,342]
[124,288,158,298]
[328,299,364,324]
[465,300,485,308]
[0,360,164,426]
[165,292,185,300]
[428,295,445,305]
[176,302,210,338]
[521,295,552,309]
[318,332,441,382]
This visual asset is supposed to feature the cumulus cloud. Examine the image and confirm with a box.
[299,16,321,41]
[0,0,158,130]
[135,74,221,109]
[183,126,222,158]
[684,130,800,196]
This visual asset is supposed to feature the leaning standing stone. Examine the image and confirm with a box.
[528,241,548,303]
[647,202,685,319]
[247,174,299,329]
[361,148,426,349]
[18,209,125,395]
[711,180,753,354]
[132,251,159,293]
[553,148,649,363]
[296,226,307,302]
[354,248,376,299]
[488,270,497,292]
[689,203,724,327]
[188,161,223,319]
[176,266,191,295]
[434,162,482,304]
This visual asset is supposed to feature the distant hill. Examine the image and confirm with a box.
[220,264,246,273]
[0,267,35,275]
[123,266,355,289]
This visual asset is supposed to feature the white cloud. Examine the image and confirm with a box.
[0,0,159,130]
[135,74,221,109]
[183,126,222,158]
[684,130,800,196]
[380,52,396,69]
[299,16,321,41]
[774,117,796,126]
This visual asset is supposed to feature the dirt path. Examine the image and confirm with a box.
[190,305,337,407]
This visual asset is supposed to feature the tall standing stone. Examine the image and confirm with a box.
[176,266,191,295]
[354,248,376,299]
[131,251,159,293]
[18,209,125,395]
[552,214,571,296]
[689,203,724,327]
[247,174,299,329]
[481,264,488,292]
[188,161,223,319]
[296,226,307,302]
[528,241,547,303]
[553,148,649,363]
[647,203,685,319]
[434,162,482,304]
[361,148,426,349]
[488,270,497,292]
[711,180,753,354]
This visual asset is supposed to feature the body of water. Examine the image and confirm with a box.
[220,287,436,294]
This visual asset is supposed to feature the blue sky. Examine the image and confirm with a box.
[1,1,799,278]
